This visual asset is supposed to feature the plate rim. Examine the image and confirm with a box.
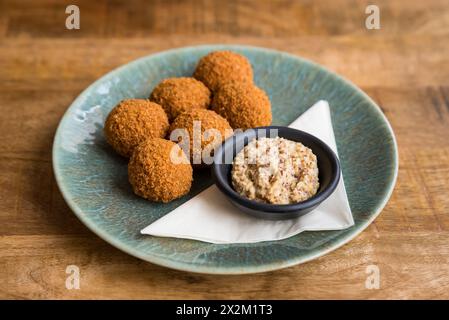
[52,44,399,274]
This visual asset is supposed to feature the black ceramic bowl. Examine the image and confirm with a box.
[211,126,341,220]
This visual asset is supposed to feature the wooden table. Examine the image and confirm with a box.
[1,0,449,299]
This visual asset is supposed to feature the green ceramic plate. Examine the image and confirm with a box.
[53,45,398,274]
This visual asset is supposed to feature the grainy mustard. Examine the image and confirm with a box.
[231,137,319,204]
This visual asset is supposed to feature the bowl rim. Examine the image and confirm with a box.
[212,126,341,214]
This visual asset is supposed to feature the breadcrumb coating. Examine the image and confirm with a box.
[128,138,193,203]
[104,99,169,157]
[150,77,211,121]
[211,82,272,130]
[193,51,253,92]
[169,109,233,165]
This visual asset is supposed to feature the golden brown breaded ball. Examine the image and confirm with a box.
[193,51,253,92]
[211,83,272,130]
[149,77,211,121]
[128,138,193,203]
[169,109,233,165]
[104,99,169,157]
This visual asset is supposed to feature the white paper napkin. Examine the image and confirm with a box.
[141,100,354,244]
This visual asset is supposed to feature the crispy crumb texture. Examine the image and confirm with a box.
[194,51,253,91]
[150,77,211,121]
[128,138,193,203]
[104,99,169,157]
[169,109,233,165]
[212,82,272,130]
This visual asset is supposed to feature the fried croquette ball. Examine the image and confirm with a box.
[211,83,272,130]
[150,77,211,121]
[104,99,169,157]
[169,109,233,165]
[193,51,253,92]
[128,138,192,203]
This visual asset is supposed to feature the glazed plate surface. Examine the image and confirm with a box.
[53,45,398,274]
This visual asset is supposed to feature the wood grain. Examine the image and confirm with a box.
[1,0,449,299]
